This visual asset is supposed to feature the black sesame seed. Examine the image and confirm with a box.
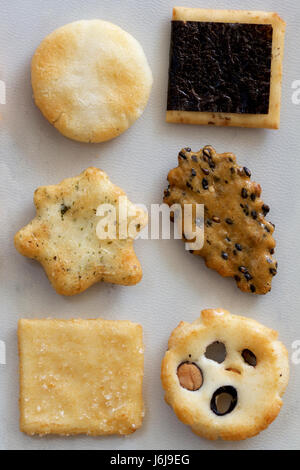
[243,167,251,177]
[244,272,253,281]
[264,225,270,233]
[250,193,256,201]
[235,243,242,251]
[241,188,248,198]
[221,251,228,260]
[208,159,215,169]
[269,268,277,276]
[202,178,209,190]
[203,148,211,157]
[212,216,220,223]
[179,151,187,159]
[270,248,275,255]
[239,266,247,273]
[230,167,235,174]
[262,204,270,216]
[233,249,237,256]
[206,219,212,226]
[202,168,210,175]
[225,236,231,242]
[184,147,191,152]
[234,275,241,282]
[225,218,233,225]
[251,210,257,219]
[191,169,197,177]
[186,182,193,189]
[250,284,256,293]
[192,155,198,162]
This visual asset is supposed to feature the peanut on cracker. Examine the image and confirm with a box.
[161,309,289,440]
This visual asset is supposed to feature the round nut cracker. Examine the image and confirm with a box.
[161,309,289,441]
[31,20,153,143]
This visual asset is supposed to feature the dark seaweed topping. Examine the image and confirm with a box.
[167,21,272,114]
[221,251,228,260]
[243,167,251,177]
[202,178,209,190]
[262,204,270,216]
[241,188,248,198]
[60,203,70,218]
[235,243,242,251]
[225,218,233,225]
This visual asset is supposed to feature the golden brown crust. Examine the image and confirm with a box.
[31,20,153,143]
[167,8,285,129]
[15,168,148,296]
[164,146,277,294]
[19,318,144,436]
[161,309,289,441]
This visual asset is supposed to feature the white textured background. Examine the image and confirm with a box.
[0,0,299,450]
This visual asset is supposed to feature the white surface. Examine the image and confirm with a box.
[0,0,299,451]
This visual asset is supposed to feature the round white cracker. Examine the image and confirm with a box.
[31,20,153,143]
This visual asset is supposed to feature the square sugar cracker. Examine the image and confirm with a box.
[166,8,286,129]
[18,318,144,436]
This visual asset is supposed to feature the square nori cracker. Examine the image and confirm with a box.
[167,21,273,114]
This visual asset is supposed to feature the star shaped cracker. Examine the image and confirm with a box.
[164,146,277,294]
[15,168,147,296]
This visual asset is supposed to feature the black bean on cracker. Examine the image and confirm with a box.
[15,168,148,296]
[166,7,285,129]
[163,146,277,294]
